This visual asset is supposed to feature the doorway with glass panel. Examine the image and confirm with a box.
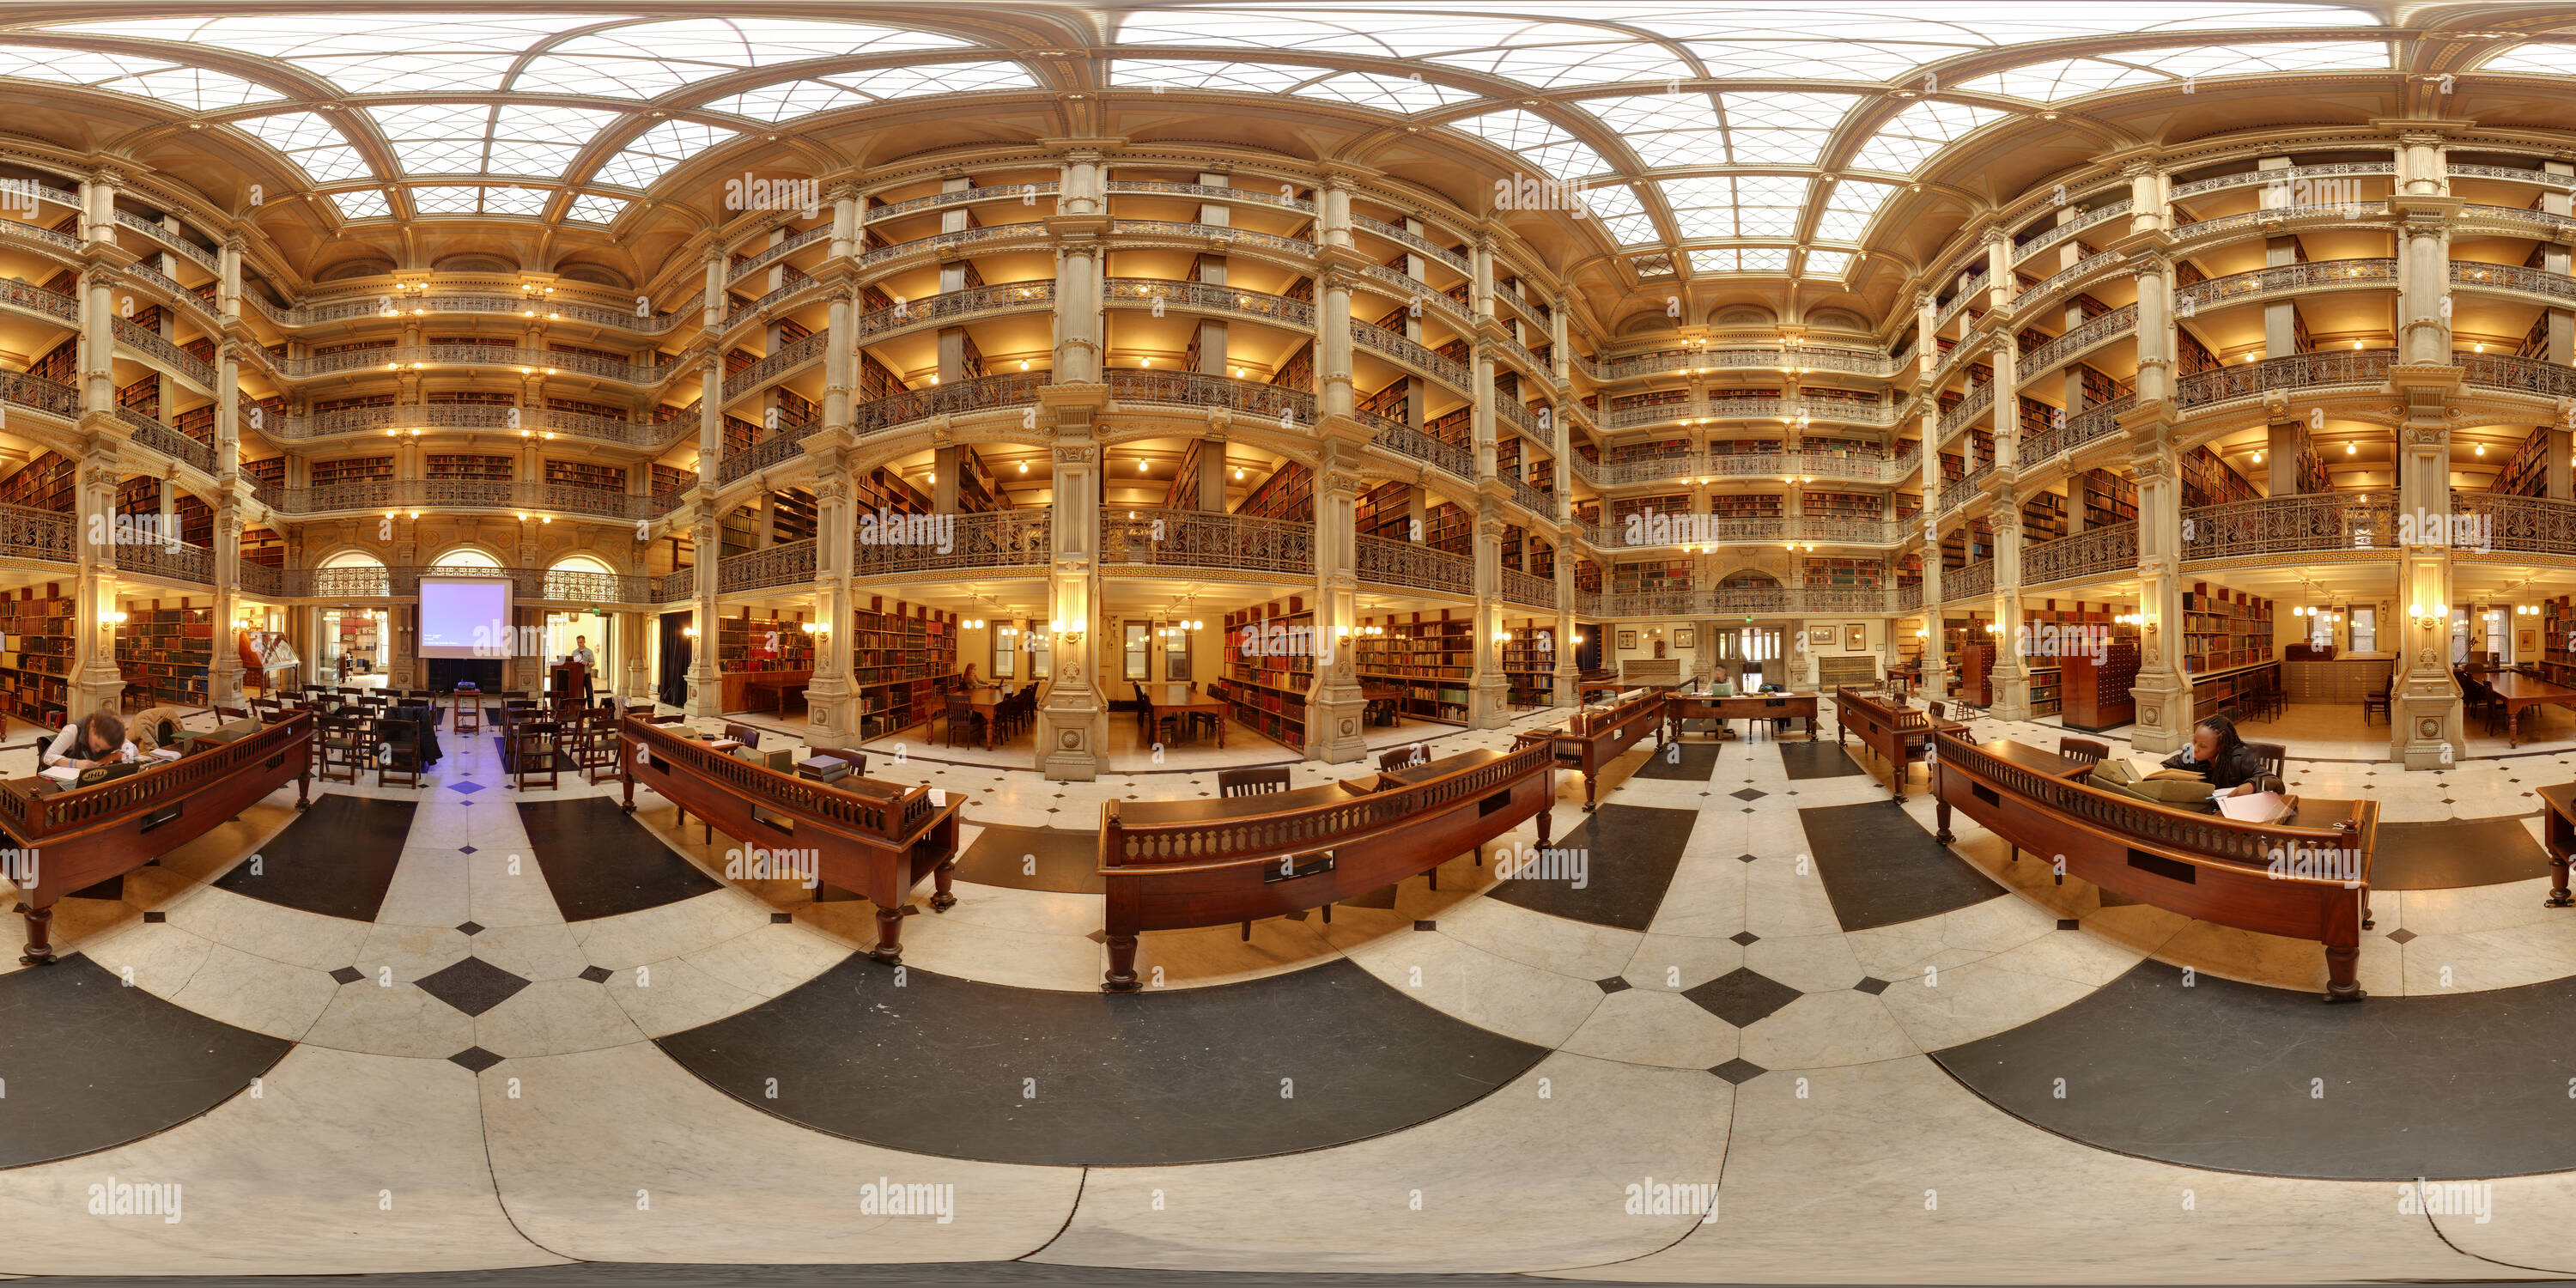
[1714,623,1783,687]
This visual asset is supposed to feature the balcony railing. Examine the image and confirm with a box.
[721,331,828,401]
[0,277,77,323]
[1942,560,1996,604]
[2169,161,2393,202]
[860,222,1049,267]
[0,503,73,563]
[860,280,1054,337]
[854,372,1047,439]
[1364,413,1474,482]
[1103,507,1312,576]
[1940,464,1994,513]
[2175,349,2393,410]
[2023,521,2138,586]
[2020,302,2136,376]
[1500,565,1558,609]
[2,216,79,251]
[2457,491,2576,556]
[726,224,830,285]
[2012,200,2131,266]
[1108,179,1315,214]
[1110,219,1316,258]
[1583,513,1900,550]
[260,479,671,520]
[2182,258,2394,314]
[721,270,817,329]
[2455,259,2576,308]
[652,568,694,604]
[2015,250,2123,315]
[1893,583,1923,612]
[115,319,216,387]
[1355,533,1471,594]
[718,538,817,594]
[854,508,1052,575]
[284,563,657,603]
[866,183,1057,222]
[118,536,213,586]
[2462,351,2576,399]
[118,408,215,472]
[133,263,218,324]
[715,417,820,485]
[1104,277,1311,329]
[1350,213,1472,275]
[278,343,672,385]
[1939,384,1994,435]
[2021,393,2136,463]
[1504,475,1553,519]
[2182,492,2394,561]
[239,561,283,598]
[1106,368,1318,425]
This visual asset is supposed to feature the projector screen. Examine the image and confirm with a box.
[418,579,513,660]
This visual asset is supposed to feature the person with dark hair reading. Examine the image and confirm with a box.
[2161,714,2285,799]
[43,709,134,773]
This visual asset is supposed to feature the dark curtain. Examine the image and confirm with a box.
[1576,623,1603,674]
[658,611,692,708]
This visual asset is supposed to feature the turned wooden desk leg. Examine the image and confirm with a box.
[930,858,957,912]
[1935,797,1953,846]
[2509,708,2519,749]
[869,904,904,964]
[1537,799,1553,848]
[2322,945,2364,1003]
[2547,846,2573,908]
[1583,768,1599,811]
[296,764,310,810]
[1103,934,1140,992]
[19,904,54,965]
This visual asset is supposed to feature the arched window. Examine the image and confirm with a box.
[543,553,617,601]
[428,546,502,568]
[319,549,382,568]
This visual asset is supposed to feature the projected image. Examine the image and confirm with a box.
[417,580,513,659]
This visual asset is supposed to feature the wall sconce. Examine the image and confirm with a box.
[2409,602,2449,629]
[1916,628,1929,638]
[1572,632,1586,643]
[1493,629,1512,643]
[681,626,696,638]
[100,610,127,626]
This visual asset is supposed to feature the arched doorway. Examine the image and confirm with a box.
[543,554,619,702]
[314,550,389,685]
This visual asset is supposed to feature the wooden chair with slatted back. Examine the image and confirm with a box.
[1218,766,1291,798]
[1377,744,1430,773]
[2057,737,2110,767]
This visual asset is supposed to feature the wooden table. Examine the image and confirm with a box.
[1953,738,2098,782]
[1098,737,1555,990]
[11,712,312,965]
[1548,690,1668,811]
[2483,672,2576,748]
[744,675,807,716]
[1835,685,1963,799]
[1142,683,1226,747]
[949,687,1013,748]
[621,715,963,963]
[1362,683,1406,727]
[2538,782,2576,908]
[1668,690,1820,741]
[1930,731,2377,1002]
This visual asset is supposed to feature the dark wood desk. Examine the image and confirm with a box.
[744,675,807,716]
[1835,686,1959,799]
[619,715,963,964]
[11,712,312,964]
[947,686,1024,748]
[1548,690,1668,811]
[2538,782,2576,908]
[1668,690,1820,741]
[1961,738,2097,782]
[1361,683,1406,727]
[1930,731,2377,1002]
[1143,683,1227,747]
[1098,737,1555,990]
[2482,672,2576,748]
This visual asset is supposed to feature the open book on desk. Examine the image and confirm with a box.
[2109,754,2208,783]
[2214,790,2293,824]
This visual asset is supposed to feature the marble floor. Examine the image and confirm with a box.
[4,695,2576,1282]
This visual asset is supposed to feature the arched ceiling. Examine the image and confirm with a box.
[1,2,2571,339]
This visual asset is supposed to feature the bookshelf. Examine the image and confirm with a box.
[1611,559,1691,594]
[2184,581,2274,674]
[2080,469,2137,527]
[242,457,287,491]
[546,459,627,489]
[2020,490,2067,543]
[1424,501,1470,556]
[718,613,815,674]
[0,590,72,727]
[2180,447,2259,508]
[0,452,74,511]
[1802,492,1881,520]
[427,454,513,482]
[116,605,213,708]
[1607,438,1689,466]
[1356,481,1413,541]
[2494,427,2549,497]
[1504,625,1554,708]
[1225,600,1312,750]
[852,600,955,738]
[1358,611,1473,725]
[1710,437,1783,456]
[311,457,396,488]
[1235,461,1315,523]
[651,463,696,494]
[1801,556,1883,588]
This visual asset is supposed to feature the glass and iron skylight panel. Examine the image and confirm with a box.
[2481,42,2576,75]
[698,62,1035,122]
[0,46,279,109]
[1596,4,2373,46]
[1955,42,2390,101]
[32,13,583,94]
[1112,60,1311,94]
[1657,175,1807,240]
[331,189,392,221]
[367,101,624,180]
[1577,183,1660,246]
[405,185,553,217]
[1811,178,1896,242]
[1718,91,1857,166]
[1446,108,1612,184]
[1688,247,1791,272]
[232,112,375,184]
[1291,71,1481,113]
[591,118,742,190]
[511,19,976,99]
[1802,248,1855,276]
[1849,100,2008,173]
[562,192,629,224]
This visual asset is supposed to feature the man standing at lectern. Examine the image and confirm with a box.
[568,634,596,704]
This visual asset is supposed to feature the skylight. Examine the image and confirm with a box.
[367,102,627,179]
[0,45,278,109]
[1659,175,1809,239]
[233,112,375,184]
[1850,100,2010,173]
[1802,248,1854,276]
[563,192,630,224]
[513,18,975,99]
[591,118,744,190]
[1113,60,1311,94]
[406,185,553,216]
[1446,108,1613,183]
[698,62,1035,121]
[331,189,392,220]
[1812,179,1897,241]
[1577,184,1660,246]
[2481,42,2576,75]
[1690,246,1793,273]
[1290,71,1481,113]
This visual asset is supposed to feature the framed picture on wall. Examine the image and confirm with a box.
[1845,623,1867,651]
[1617,629,1637,650]
[2520,627,2539,655]
[1676,628,1696,650]
[1807,626,1837,648]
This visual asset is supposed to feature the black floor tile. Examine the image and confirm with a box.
[1480,803,1697,932]
[519,796,722,921]
[1937,962,2576,1180]
[1685,967,1802,1027]
[1799,801,2005,932]
[0,954,290,1167]
[1778,741,1868,781]
[1631,742,1722,781]
[949,824,1103,895]
[211,793,414,920]
[659,957,1545,1166]
[2372,817,2555,890]
[415,956,532,1017]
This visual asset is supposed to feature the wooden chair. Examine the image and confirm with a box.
[1377,744,1430,773]
[1218,766,1291,797]
[943,694,987,748]
[722,722,762,749]
[2057,737,2110,767]
[1926,700,1947,720]
[376,714,422,788]
[511,718,561,790]
[2245,740,2288,788]
[579,709,622,784]
[2362,677,2392,726]
[316,713,364,784]
[1185,683,1223,741]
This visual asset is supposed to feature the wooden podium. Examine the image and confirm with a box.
[550,659,588,705]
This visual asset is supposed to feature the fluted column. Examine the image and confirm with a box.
[2125,159,2165,239]
[1551,294,1571,385]
[79,167,118,245]
[1036,438,1106,780]
[1986,503,2027,720]
[2400,209,2453,366]
[2126,430,2190,752]
[71,460,123,719]
[1320,268,1355,422]
[1310,449,1368,762]
[802,432,860,750]
[2130,252,2174,406]
[685,511,722,718]
[1553,554,1577,707]
[1990,336,2020,473]
[1916,397,1946,700]
[1471,504,1510,729]
[696,353,722,471]
[826,182,860,261]
[2395,412,2464,769]
[218,235,243,322]
[210,506,245,707]
[215,340,243,477]
[1319,175,1353,254]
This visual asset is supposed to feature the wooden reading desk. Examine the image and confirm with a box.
[1097,737,1555,990]
[10,711,313,965]
[1668,684,1820,741]
[2483,671,2576,748]
[2538,782,2576,908]
[1545,690,1668,811]
[1142,683,1227,747]
[1835,686,1964,799]
[619,714,963,963]
[1929,730,2377,1001]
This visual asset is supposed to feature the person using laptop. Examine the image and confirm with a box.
[44,710,136,771]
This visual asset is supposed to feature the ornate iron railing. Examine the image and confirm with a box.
[853,508,1051,574]
[652,568,695,604]
[1366,412,1475,481]
[2015,250,2123,314]
[1939,384,1994,435]
[2458,491,2576,556]
[717,538,816,594]
[1359,263,1471,325]
[1110,219,1316,258]
[1504,475,1553,519]
[0,276,76,323]
[1102,507,1311,576]
[131,263,217,323]
[0,503,73,562]
[2183,258,2394,314]
[2,216,79,250]
[261,480,671,520]
[859,222,1048,267]
[2462,351,2576,399]
[854,372,1046,437]
[1350,213,1472,274]
[284,563,655,602]
[860,280,1054,337]
[2183,492,2394,561]
[2021,303,2137,375]
[2012,200,2131,266]
[2023,521,2138,586]
[119,409,214,472]
[115,210,221,271]
[1499,566,1558,609]
[2455,259,2576,307]
[1941,560,1996,604]
[720,270,817,329]
[726,224,830,285]
[118,536,213,585]
[2022,393,2137,462]
[1103,277,1310,328]
[1354,533,1472,594]
[1941,464,1994,513]
[866,183,1059,222]
[1606,399,1697,429]
[716,418,821,485]
[277,343,672,385]
[1108,179,1315,213]
[1106,368,1318,426]
[115,319,216,386]
[721,331,828,401]
[2457,203,2576,240]
[2176,349,2393,410]
[238,560,282,597]
[2169,161,2393,200]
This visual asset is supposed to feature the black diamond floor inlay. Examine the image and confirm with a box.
[1728,930,1760,946]
[1596,975,1631,993]
[455,920,483,937]
[579,964,614,983]
[212,793,415,921]
[1729,787,1768,802]
[1854,976,1892,996]
[1798,801,2008,933]
[414,956,532,1017]
[448,1047,505,1073]
[1709,1058,1767,1084]
[1684,967,1803,1028]
[2388,927,2419,944]
[329,966,363,985]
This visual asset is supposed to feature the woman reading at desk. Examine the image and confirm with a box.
[2161,714,2283,799]
[44,711,136,771]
